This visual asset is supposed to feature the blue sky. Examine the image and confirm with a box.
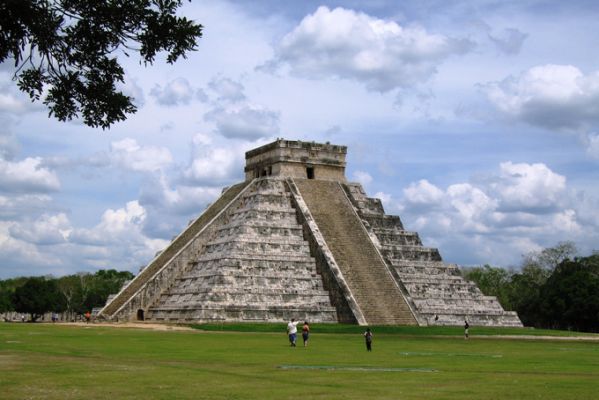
[1,0,598,278]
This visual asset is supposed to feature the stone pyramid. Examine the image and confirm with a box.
[98,139,522,326]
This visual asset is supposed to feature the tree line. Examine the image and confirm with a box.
[0,269,133,322]
[463,242,599,333]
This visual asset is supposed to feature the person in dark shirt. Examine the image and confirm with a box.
[363,328,373,351]
[464,320,470,339]
[302,321,310,347]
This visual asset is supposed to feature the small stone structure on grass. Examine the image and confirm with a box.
[97,139,522,327]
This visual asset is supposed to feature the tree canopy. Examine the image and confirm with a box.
[12,277,64,321]
[2,270,133,320]
[0,0,202,128]
[464,244,599,333]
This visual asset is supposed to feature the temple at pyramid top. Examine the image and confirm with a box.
[245,139,347,181]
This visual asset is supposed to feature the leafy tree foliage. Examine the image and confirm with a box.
[1,269,133,320]
[463,265,513,309]
[12,277,64,321]
[522,241,578,272]
[464,243,599,332]
[0,277,28,313]
[538,254,599,332]
[0,0,202,128]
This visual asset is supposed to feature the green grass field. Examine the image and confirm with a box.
[1,323,598,399]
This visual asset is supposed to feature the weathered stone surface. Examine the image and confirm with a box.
[98,139,522,327]
[344,182,522,327]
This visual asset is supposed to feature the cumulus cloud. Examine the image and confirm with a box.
[491,162,566,212]
[352,170,373,186]
[118,77,146,107]
[9,213,71,245]
[265,6,473,92]
[150,77,203,106]
[182,133,246,184]
[488,28,528,55]
[0,194,52,220]
[0,83,45,115]
[403,179,445,208]
[70,201,165,252]
[393,161,594,265]
[204,105,280,140]
[0,157,60,193]
[208,76,246,103]
[485,64,599,131]
[110,138,173,173]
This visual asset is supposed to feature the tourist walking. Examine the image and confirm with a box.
[363,327,373,351]
[302,321,310,347]
[287,318,299,347]
[464,320,470,339]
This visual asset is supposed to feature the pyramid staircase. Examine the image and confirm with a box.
[294,179,417,325]
[344,183,522,327]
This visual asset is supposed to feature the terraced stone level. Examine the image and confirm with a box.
[145,178,337,323]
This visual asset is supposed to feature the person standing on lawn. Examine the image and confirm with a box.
[364,327,373,351]
[287,318,299,347]
[302,321,310,347]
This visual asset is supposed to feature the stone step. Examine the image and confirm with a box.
[157,292,334,306]
[206,235,307,247]
[195,253,315,263]
[146,306,338,323]
[295,179,417,325]
[375,231,422,246]
[215,221,304,234]
[360,214,404,230]
[202,240,311,256]
[172,274,325,290]
[382,247,442,262]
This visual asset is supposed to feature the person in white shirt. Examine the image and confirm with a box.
[287,318,300,347]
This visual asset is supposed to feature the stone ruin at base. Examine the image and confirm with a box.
[98,139,522,327]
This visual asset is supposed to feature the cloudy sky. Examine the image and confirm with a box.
[1,0,598,278]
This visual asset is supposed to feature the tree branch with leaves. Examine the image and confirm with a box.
[0,0,203,129]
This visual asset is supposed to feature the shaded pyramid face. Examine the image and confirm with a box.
[99,139,522,327]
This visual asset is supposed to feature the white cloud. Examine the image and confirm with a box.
[485,64,599,131]
[352,170,373,186]
[183,133,245,183]
[110,138,173,173]
[492,161,566,211]
[204,105,280,139]
[9,213,72,245]
[403,179,445,207]
[119,77,146,107]
[396,161,595,266]
[70,201,167,256]
[266,6,473,92]
[150,77,200,106]
[0,83,45,114]
[208,76,246,102]
[0,157,60,193]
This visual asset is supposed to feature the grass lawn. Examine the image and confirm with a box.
[0,323,597,399]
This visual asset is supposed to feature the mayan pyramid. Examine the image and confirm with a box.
[98,139,522,326]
